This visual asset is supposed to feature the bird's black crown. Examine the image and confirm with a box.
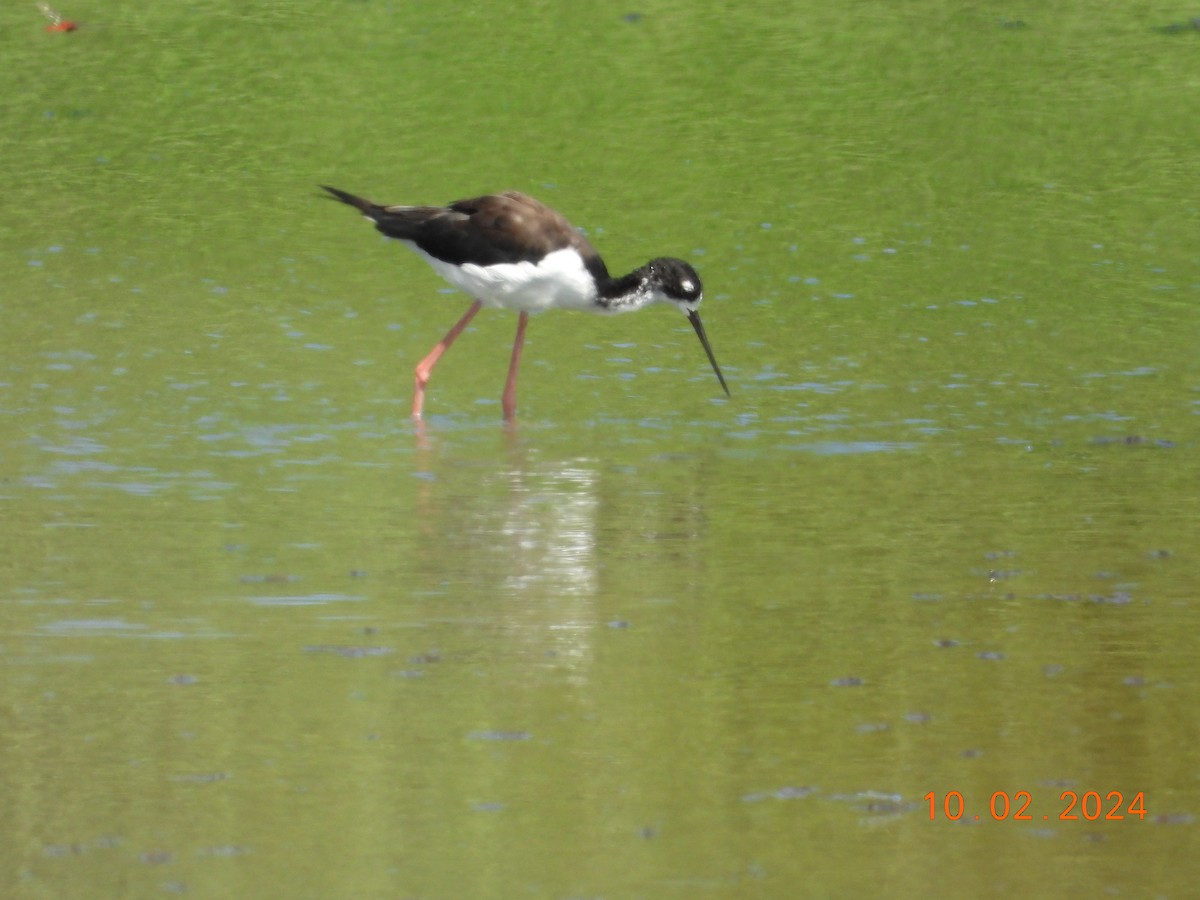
[646,257,703,304]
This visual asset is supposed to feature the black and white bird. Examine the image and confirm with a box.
[321,185,729,421]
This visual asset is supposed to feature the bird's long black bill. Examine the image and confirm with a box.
[687,310,731,397]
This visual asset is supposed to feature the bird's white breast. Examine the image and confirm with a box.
[404,244,600,313]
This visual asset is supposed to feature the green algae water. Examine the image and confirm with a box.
[2,2,1199,897]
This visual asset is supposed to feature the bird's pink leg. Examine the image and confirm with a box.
[412,300,482,419]
[501,312,529,422]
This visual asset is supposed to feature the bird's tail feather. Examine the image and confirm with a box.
[320,185,378,216]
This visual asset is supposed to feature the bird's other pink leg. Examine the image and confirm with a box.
[412,300,482,419]
[501,312,529,422]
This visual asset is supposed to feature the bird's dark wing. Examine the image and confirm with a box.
[322,185,609,281]
[440,192,601,266]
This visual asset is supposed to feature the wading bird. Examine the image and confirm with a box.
[322,185,729,420]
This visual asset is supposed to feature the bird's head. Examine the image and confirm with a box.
[644,257,704,311]
[643,257,729,397]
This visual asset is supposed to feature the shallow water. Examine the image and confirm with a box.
[3,2,1199,897]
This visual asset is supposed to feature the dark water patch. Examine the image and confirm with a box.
[24,457,235,500]
[1153,813,1196,825]
[743,785,818,803]
[785,441,919,456]
[1090,435,1176,448]
[39,618,146,635]
[86,480,169,496]
[304,645,393,658]
[985,568,1024,581]
[1091,591,1134,605]
[467,730,531,742]
[168,772,228,784]
[239,573,301,584]
[199,423,322,457]
[246,594,364,607]
[829,791,913,816]
[198,845,250,857]
[43,843,87,857]
[1155,18,1200,34]
[1031,591,1136,605]
[32,436,109,457]
[45,459,121,475]
[35,518,97,528]
[755,373,848,396]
